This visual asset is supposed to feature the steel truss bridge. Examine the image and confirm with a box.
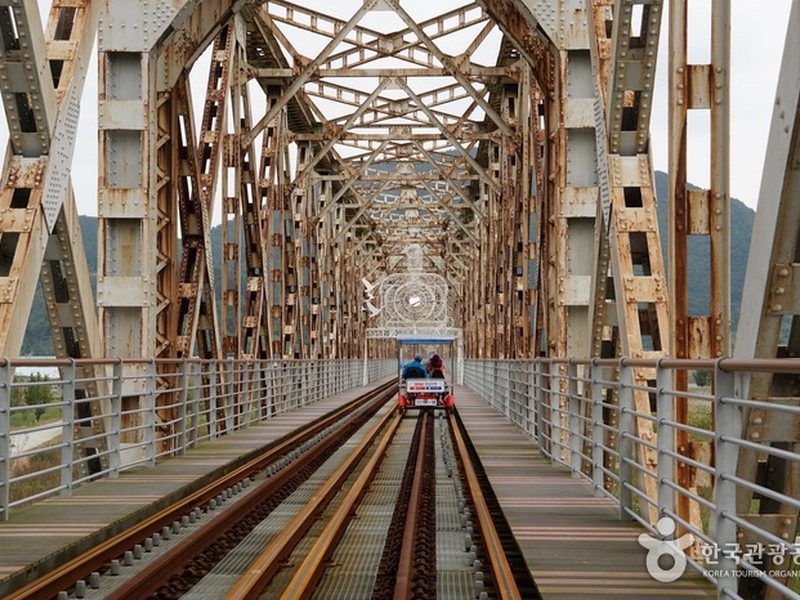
[0,1,798,598]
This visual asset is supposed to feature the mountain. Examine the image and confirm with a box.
[19,172,756,354]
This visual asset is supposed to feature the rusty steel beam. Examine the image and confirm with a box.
[6,2,786,561]
[668,0,731,539]
[175,25,231,361]
[0,0,107,476]
[732,3,800,597]
[587,0,668,523]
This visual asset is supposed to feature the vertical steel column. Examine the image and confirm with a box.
[669,0,731,539]
[586,0,667,521]
[174,27,231,361]
[98,3,154,459]
[221,41,243,358]
[237,76,268,362]
[553,40,595,361]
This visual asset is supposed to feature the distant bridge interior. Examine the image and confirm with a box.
[0,0,799,598]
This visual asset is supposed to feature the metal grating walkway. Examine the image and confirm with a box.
[453,386,715,599]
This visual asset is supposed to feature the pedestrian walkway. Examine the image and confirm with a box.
[454,386,714,598]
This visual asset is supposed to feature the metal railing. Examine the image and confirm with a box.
[0,357,395,520]
[464,357,800,599]
[4,354,799,597]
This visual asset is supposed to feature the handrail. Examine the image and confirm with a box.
[0,358,396,521]
[463,356,800,600]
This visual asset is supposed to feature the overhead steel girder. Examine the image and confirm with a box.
[301,78,500,130]
[252,66,513,79]
[292,80,394,186]
[243,3,376,149]
[477,0,556,96]
[268,0,492,72]
[252,3,524,304]
[389,1,513,138]
[401,82,501,196]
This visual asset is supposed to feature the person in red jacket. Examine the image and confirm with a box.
[427,354,445,379]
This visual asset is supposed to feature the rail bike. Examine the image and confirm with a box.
[396,334,456,411]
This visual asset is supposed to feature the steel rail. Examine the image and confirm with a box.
[225,398,401,599]
[392,409,432,599]
[5,379,397,600]
[101,386,396,600]
[448,411,522,599]
[278,409,406,598]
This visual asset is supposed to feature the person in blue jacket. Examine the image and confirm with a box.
[402,352,427,379]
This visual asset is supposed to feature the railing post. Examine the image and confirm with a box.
[549,362,562,463]
[209,360,219,439]
[226,359,236,432]
[714,360,740,597]
[261,362,270,418]
[656,361,675,520]
[186,360,199,447]
[61,360,76,496]
[503,361,511,421]
[618,361,634,520]
[537,359,550,458]
[177,359,188,455]
[527,359,537,440]
[145,360,156,466]
[0,359,11,521]
[568,361,581,478]
[292,362,299,411]
[109,360,123,477]
[591,362,605,497]
[307,361,315,405]
[248,361,256,424]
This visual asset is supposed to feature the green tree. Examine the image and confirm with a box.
[24,374,55,422]
[692,370,710,388]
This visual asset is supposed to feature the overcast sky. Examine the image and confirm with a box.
[0,2,793,215]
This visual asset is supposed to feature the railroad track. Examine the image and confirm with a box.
[9,383,539,599]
